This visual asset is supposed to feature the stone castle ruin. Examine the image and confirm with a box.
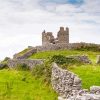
[13,26,100,59]
[42,27,69,46]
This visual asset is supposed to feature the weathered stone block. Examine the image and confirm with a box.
[96,55,100,64]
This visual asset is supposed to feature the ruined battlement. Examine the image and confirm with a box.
[42,27,69,46]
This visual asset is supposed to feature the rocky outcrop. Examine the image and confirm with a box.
[7,59,44,69]
[51,63,100,100]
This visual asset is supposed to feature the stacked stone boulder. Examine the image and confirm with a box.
[51,63,100,100]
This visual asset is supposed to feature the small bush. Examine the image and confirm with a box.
[50,55,67,65]
[15,63,30,71]
[32,60,52,84]
[0,63,9,70]
[50,55,81,68]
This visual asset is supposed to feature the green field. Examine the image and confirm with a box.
[0,49,100,100]
[0,69,57,100]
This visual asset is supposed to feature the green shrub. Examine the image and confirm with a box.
[15,63,30,71]
[50,55,67,65]
[32,60,52,84]
[0,63,9,70]
[50,55,82,68]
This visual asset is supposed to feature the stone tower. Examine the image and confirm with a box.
[42,30,55,46]
[57,27,69,44]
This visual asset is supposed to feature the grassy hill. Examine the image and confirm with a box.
[0,49,100,99]
[28,50,100,89]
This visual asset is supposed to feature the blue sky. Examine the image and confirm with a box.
[42,0,83,4]
[0,0,100,60]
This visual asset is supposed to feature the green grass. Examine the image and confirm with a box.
[0,49,100,99]
[28,50,99,63]
[68,64,100,89]
[17,48,31,56]
[0,69,57,100]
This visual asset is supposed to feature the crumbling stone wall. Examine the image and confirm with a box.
[36,43,100,52]
[66,55,92,64]
[13,47,37,59]
[51,63,82,98]
[51,63,100,100]
[42,31,55,46]
[96,55,100,64]
[7,59,44,69]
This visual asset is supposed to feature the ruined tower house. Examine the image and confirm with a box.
[42,27,69,46]
[57,27,69,44]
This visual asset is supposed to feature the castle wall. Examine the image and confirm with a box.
[13,43,100,59]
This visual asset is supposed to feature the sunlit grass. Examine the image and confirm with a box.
[0,69,57,100]
[29,50,99,63]
[68,64,100,89]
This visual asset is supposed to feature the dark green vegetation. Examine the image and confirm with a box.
[0,49,100,99]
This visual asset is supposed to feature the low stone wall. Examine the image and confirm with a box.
[36,43,100,52]
[51,63,82,98]
[7,59,44,69]
[13,47,37,59]
[51,63,100,100]
[96,55,100,64]
[66,55,92,64]
[36,43,69,52]
[13,43,100,59]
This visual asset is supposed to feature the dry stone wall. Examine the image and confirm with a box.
[13,43,100,59]
[51,63,82,98]
[7,59,44,69]
[66,55,92,64]
[36,43,100,52]
[13,47,37,59]
[96,55,100,64]
[51,63,100,100]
